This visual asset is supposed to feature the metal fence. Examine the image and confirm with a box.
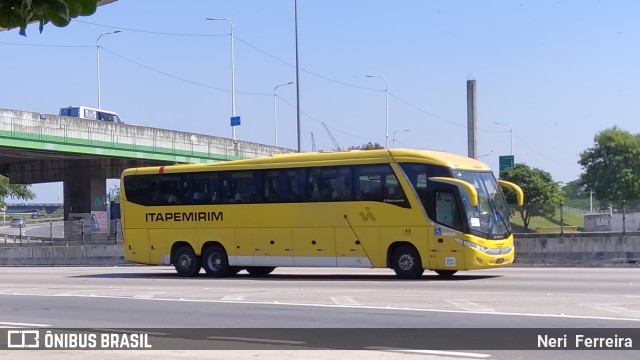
[0,219,123,247]
[510,201,640,234]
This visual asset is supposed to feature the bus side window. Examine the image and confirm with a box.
[208,173,221,203]
[124,174,157,206]
[307,168,324,201]
[84,109,97,120]
[222,177,237,203]
[328,166,352,201]
[264,170,279,202]
[278,170,299,202]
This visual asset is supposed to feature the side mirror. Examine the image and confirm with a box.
[429,177,478,207]
[498,180,524,206]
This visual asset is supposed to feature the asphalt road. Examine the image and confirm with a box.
[0,221,64,240]
[0,266,638,359]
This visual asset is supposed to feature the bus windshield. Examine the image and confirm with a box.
[453,170,511,238]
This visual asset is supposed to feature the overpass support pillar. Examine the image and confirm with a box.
[63,164,108,240]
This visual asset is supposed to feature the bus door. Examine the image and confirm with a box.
[428,187,465,271]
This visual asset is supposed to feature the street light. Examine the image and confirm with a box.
[392,129,410,148]
[366,75,389,148]
[274,81,294,146]
[494,122,513,155]
[476,150,492,159]
[96,30,121,109]
[207,17,237,141]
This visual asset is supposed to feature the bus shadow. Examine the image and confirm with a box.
[74,271,501,282]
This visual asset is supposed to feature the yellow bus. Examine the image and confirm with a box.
[120,149,523,279]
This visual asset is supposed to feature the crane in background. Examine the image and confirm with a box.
[321,122,341,151]
[310,132,317,152]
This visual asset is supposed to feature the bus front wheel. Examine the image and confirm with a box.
[246,266,275,277]
[173,246,201,277]
[202,245,230,278]
[391,245,424,279]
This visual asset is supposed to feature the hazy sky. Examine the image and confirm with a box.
[2,0,639,202]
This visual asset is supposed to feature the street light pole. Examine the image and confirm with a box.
[366,75,389,148]
[294,0,302,152]
[392,129,410,149]
[96,30,121,109]
[494,122,513,155]
[207,17,236,141]
[274,82,294,147]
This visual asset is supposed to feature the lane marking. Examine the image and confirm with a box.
[330,296,360,306]
[589,303,640,318]
[2,292,640,323]
[447,299,495,312]
[92,328,169,336]
[205,336,305,345]
[0,321,51,327]
[366,346,491,358]
[221,295,246,301]
[133,292,168,299]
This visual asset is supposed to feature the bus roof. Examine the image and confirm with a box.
[122,149,491,176]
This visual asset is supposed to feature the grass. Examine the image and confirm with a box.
[510,208,584,233]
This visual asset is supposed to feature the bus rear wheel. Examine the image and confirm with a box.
[391,245,424,279]
[202,245,229,278]
[435,270,458,277]
[246,266,276,277]
[173,246,201,277]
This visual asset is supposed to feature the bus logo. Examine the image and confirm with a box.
[7,330,40,348]
[359,207,376,221]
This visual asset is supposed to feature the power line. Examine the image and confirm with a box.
[6,19,466,144]
[0,41,91,48]
[277,96,379,143]
[100,46,270,96]
[74,20,465,129]
[513,133,576,166]
[75,20,226,37]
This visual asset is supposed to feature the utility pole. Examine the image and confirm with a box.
[467,79,477,159]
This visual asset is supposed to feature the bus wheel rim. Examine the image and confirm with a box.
[399,254,414,271]
[207,253,221,270]
[179,255,191,269]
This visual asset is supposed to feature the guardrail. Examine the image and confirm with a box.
[0,219,123,247]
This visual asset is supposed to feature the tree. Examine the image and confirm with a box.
[109,184,120,202]
[0,175,36,208]
[347,142,384,150]
[579,127,640,203]
[0,0,97,36]
[563,179,588,199]
[500,163,564,230]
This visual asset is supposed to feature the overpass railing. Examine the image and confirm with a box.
[1,112,294,162]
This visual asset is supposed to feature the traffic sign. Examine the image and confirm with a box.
[230,116,241,126]
[499,155,515,173]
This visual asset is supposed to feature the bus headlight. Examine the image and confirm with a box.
[456,239,487,252]
[455,239,513,255]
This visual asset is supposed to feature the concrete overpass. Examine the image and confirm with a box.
[0,108,293,224]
